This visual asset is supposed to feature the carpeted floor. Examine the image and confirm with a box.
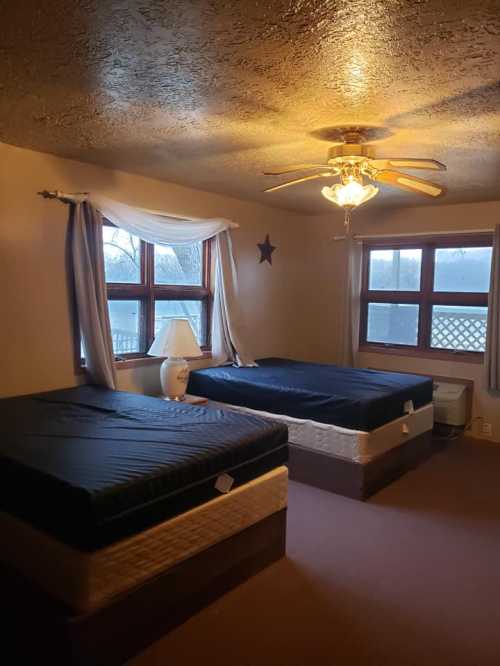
[129,439,500,666]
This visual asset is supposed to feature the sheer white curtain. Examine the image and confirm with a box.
[341,236,363,367]
[92,194,236,244]
[92,195,255,367]
[485,224,500,390]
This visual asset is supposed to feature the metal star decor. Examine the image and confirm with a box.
[257,234,276,265]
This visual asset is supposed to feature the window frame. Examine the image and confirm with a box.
[359,233,493,362]
[77,222,211,369]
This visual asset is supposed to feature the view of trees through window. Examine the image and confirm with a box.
[93,225,209,357]
[102,227,142,283]
[368,247,492,294]
[103,227,203,286]
[369,249,422,291]
[154,243,202,286]
[434,247,492,292]
[362,240,492,354]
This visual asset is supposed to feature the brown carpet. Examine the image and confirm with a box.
[128,439,500,666]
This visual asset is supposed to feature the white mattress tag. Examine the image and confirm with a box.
[215,473,234,494]
[402,423,410,435]
[404,400,414,414]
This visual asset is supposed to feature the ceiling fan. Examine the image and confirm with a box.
[263,127,446,229]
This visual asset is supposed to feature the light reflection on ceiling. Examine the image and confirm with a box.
[0,0,499,214]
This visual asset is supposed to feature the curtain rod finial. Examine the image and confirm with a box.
[37,190,90,203]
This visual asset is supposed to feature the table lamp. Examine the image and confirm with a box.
[148,319,202,400]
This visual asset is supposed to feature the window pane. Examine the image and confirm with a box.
[154,300,204,345]
[108,300,141,354]
[103,227,141,283]
[433,247,492,292]
[154,243,203,286]
[431,305,488,352]
[367,303,419,346]
[369,249,422,291]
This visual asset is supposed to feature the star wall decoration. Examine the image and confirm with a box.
[257,234,276,265]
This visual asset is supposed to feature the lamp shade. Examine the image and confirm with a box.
[148,319,202,358]
[321,182,379,208]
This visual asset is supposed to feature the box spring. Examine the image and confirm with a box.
[0,466,288,613]
[208,402,434,463]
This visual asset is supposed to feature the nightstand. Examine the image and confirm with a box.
[159,394,208,405]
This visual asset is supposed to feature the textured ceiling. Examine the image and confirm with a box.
[1,0,499,214]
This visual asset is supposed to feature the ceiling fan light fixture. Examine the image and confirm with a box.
[263,126,446,220]
[321,181,379,209]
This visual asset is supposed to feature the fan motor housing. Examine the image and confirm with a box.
[327,144,375,163]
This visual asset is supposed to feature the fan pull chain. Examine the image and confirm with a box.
[344,207,352,234]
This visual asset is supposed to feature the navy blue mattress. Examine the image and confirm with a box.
[0,386,288,551]
[188,358,433,431]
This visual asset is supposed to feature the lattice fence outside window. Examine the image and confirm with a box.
[431,311,487,352]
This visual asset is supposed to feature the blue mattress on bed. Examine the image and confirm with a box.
[188,358,433,432]
[0,386,288,551]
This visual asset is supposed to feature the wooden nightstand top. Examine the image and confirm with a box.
[158,393,208,405]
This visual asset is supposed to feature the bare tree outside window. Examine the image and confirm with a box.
[78,223,211,362]
[103,227,141,283]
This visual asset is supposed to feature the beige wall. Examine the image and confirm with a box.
[3,140,500,440]
[312,201,500,442]
[0,141,321,398]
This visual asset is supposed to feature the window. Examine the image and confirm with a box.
[98,223,211,361]
[360,235,492,359]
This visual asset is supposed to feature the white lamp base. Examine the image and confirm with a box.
[160,357,190,400]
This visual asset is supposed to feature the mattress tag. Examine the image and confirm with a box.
[215,473,234,494]
[404,400,414,414]
[402,423,410,435]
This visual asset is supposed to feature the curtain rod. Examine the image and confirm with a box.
[333,228,493,241]
[37,190,192,221]
[356,229,493,239]
[37,189,89,202]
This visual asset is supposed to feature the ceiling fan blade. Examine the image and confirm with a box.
[373,170,445,197]
[369,158,446,171]
[264,172,334,193]
[264,164,330,175]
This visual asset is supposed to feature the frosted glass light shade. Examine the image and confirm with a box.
[148,319,202,358]
[321,182,379,208]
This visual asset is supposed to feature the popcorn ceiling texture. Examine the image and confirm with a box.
[0,0,499,213]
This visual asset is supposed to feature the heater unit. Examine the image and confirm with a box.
[432,382,468,427]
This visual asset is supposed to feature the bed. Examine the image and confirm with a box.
[188,357,436,499]
[0,385,288,665]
